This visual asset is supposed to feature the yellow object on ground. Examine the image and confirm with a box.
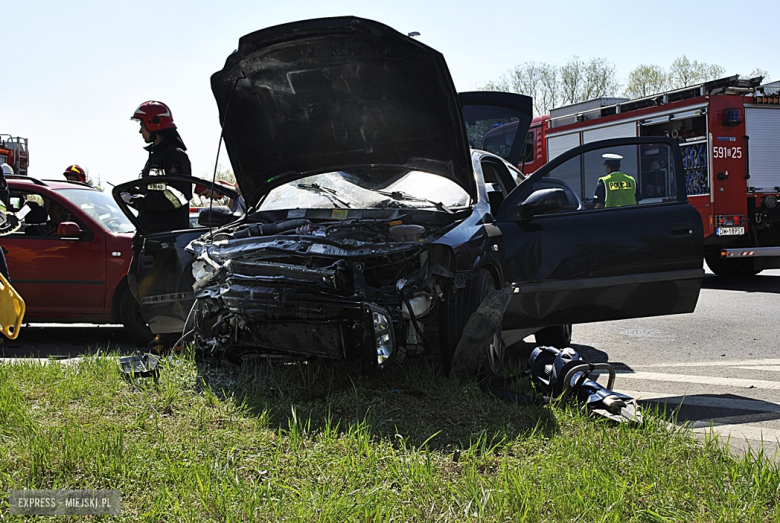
[0,274,25,339]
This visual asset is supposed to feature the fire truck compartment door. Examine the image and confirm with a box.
[746,107,780,192]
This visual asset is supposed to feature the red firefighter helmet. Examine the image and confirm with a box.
[63,164,87,183]
[130,101,177,132]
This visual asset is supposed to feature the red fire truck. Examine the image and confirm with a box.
[487,76,780,276]
[0,135,29,176]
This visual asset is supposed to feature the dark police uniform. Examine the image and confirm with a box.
[130,135,193,233]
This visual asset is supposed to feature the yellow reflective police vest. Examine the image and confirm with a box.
[598,171,637,208]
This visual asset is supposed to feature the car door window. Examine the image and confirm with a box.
[480,158,519,217]
[460,92,533,166]
[521,141,680,214]
[8,192,78,237]
[4,190,105,313]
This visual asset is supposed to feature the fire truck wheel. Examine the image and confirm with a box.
[119,286,154,343]
[705,254,762,278]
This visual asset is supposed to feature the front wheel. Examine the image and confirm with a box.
[448,268,506,379]
[119,286,153,343]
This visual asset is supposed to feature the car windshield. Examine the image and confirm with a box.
[258,170,470,211]
[56,188,135,234]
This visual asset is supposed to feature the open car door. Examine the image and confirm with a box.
[113,176,243,335]
[459,91,533,167]
[495,136,704,329]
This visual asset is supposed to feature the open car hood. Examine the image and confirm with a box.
[211,16,474,208]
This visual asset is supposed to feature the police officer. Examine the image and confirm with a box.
[126,101,193,232]
[593,154,639,209]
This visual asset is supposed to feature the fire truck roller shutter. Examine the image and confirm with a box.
[745,107,780,192]
[546,134,583,198]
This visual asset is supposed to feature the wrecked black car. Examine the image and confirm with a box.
[114,17,704,375]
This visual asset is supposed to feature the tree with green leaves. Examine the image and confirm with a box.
[668,55,725,89]
[624,64,669,98]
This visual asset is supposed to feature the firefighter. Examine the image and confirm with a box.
[124,100,193,233]
[125,101,194,351]
[593,154,639,209]
[0,164,14,281]
[63,164,88,183]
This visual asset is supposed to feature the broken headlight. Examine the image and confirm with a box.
[191,252,224,290]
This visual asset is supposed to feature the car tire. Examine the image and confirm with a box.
[472,269,505,378]
[448,268,505,379]
[705,254,762,278]
[534,324,573,348]
[119,286,153,343]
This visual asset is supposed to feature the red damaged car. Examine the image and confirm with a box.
[2,176,151,341]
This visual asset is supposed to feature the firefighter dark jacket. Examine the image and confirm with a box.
[133,134,193,233]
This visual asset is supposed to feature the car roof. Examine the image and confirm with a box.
[6,176,99,191]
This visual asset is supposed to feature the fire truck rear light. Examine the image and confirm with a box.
[715,215,745,227]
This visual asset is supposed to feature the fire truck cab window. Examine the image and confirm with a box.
[520,131,535,164]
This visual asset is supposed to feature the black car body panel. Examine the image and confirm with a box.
[211,16,476,206]
[113,177,243,333]
[496,136,703,329]
[115,18,704,373]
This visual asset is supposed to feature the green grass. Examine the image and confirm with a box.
[1,352,779,522]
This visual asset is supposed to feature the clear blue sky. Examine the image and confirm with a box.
[3,0,778,188]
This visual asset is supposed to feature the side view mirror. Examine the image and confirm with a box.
[518,188,569,220]
[198,206,237,227]
[57,221,83,238]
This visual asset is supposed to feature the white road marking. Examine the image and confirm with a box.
[616,371,780,390]
[692,424,780,448]
[620,389,780,412]
[620,389,780,449]
[635,358,780,368]
[736,366,780,372]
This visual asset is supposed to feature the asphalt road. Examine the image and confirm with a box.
[3,267,779,456]
[572,267,780,457]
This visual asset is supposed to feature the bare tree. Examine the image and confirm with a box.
[625,64,669,98]
[581,57,621,100]
[537,63,560,114]
[669,55,726,89]
[559,56,584,106]
[480,61,560,115]
[748,68,771,82]
[482,54,756,115]
[559,56,619,105]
